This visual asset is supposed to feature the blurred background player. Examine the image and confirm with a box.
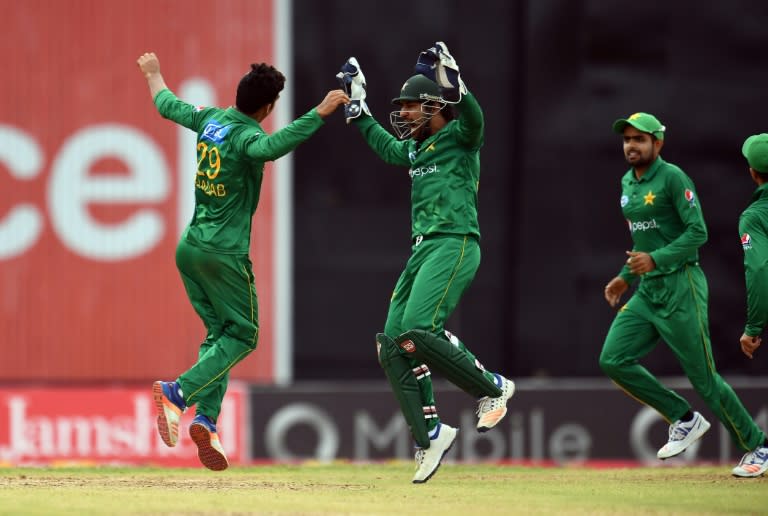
[137,51,348,470]
[738,133,768,362]
[600,112,768,477]
[337,42,515,483]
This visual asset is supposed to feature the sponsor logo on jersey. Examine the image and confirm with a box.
[741,232,752,250]
[201,119,230,144]
[685,189,697,207]
[399,340,416,353]
[620,195,629,208]
[408,151,417,163]
[409,164,438,178]
[627,218,659,232]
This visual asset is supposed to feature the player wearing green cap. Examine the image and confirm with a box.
[600,112,768,477]
[137,51,349,471]
[731,133,768,476]
[739,133,768,361]
[336,43,515,484]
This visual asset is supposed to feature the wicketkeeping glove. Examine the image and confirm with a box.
[414,41,467,103]
[336,57,371,123]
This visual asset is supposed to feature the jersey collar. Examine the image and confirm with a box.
[227,107,263,129]
[750,182,768,204]
[410,122,449,154]
[631,156,664,183]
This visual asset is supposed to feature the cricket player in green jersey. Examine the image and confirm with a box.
[732,133,768,476]
[739,133,768,365]
[137,52,348,471]
[600,112,768,477]
[337,42,514,483]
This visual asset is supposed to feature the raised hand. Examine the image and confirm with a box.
[414,41,466,103]
[316,89,351,118]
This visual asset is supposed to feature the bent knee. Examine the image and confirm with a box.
[599,352,622,378]
[226,321,259,349]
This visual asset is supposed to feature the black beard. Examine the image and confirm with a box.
[626,154,652,168]
[413,124,432,143]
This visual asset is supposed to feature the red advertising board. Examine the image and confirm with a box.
[0,384,249,466]
[1,1,278,381]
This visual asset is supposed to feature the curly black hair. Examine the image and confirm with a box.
[235,63,286,114]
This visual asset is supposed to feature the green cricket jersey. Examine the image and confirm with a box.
[154,88,324,254]
[739,183,768,336]
[353,91,484,240]
[617,156,708,284]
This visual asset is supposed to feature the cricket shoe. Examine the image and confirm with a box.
[732,446,768,478]
[476,374,516,432]
[657,411,711,459]
[152,381,186,447]
[412,423,458,484]
[190,414,229,471]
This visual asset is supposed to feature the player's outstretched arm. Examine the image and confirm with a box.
[316,89,350,118]
[137,52,168,99]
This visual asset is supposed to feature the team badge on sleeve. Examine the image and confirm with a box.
[684,189,697,207]
[620,195,629,207]
[741,233,752,250]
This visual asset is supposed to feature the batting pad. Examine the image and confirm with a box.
[395,329,502,398]
[376,333,430,448]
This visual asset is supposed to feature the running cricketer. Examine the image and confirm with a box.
[600,112,768,477]
[738,133,768,362]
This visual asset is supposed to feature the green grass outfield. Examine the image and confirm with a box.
[1,463,767,515]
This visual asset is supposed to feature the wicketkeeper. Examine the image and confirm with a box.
[337,42,515,483]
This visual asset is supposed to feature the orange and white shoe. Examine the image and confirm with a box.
[476,375,515,432]
[732,446,768,478]
[190,415,229,471]
[152,381,186,447]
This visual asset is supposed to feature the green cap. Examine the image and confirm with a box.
[392,74,443,104]
[742,134,768,174]
[612,112,666,140]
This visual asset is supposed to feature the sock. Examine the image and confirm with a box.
[680,411,694,423]
[197,414,215,424]
[428,423,441,440]
[493,373,503,388]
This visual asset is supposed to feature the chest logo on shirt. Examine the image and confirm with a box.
[409,164,439,178]
[620,195,629,207]
[408,151,417,163]
[684,189,697,207]
[201,119,231,144]
[643,190,656,205]
[741,233,752,250]
[627,218,659,233]
[425,143,437,152]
